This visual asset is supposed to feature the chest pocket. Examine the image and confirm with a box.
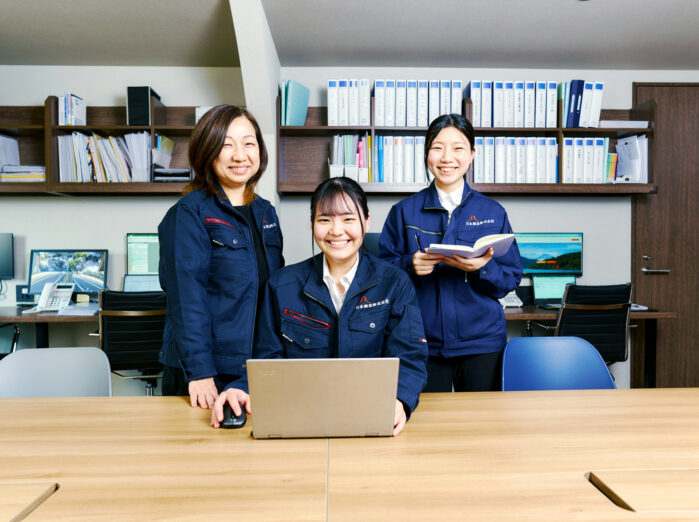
[347,308,389,357]
[207,226,249,274]
[280,317,332,357]
[263,226,282,248]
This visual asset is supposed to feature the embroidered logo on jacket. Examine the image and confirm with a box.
[263,219,278,230]
[465,215,495,226]
[356,297,390,310]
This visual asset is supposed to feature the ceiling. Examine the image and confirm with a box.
[261,0,699,70]
[0,0,239,67]
[1,0,697,70]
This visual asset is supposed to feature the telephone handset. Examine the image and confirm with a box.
[25,282,75,313]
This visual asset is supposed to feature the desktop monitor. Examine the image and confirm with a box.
[28,249,108,295]
[0,233,13,280]
[515,232,583,275]
[126,233,159,275]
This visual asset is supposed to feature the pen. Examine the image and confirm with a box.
[415,233,425,253]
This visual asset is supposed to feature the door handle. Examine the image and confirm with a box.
[641,267,671,274]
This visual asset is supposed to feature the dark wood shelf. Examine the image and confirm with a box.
[54,125,151,132]
[0,182,187,195]
[469,183,657,195]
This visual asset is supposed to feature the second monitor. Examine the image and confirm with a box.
[127,233,159,275]
[515,232,583,275]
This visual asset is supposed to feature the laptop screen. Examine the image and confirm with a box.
[123,274,162,292]
[533,275,576,302]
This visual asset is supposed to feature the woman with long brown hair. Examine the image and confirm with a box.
[158,105,284,409]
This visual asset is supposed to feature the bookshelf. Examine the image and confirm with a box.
[0,96,196,195]
[277,96,657,196]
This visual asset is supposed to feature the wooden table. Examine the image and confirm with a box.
[0,306,98,348]
[505,306,677,388]
[1,390,697,520]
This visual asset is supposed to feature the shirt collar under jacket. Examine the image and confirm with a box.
[322,254,360,313]
[435,181,465,217]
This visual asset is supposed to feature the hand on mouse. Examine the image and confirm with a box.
[211,388,250,429]
[392,399,407,436]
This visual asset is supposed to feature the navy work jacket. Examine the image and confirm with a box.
[158,188,284,381]
[227,252,428,415]
[379,182,522,358]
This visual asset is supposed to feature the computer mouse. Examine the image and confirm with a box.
[221,403,246,429]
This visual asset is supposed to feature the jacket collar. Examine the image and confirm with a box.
[303,251,380,314]
[423,179,472,211]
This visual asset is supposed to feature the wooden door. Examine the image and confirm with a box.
[632,83,698,387]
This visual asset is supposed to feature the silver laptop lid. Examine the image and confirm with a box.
[247,358,399,439]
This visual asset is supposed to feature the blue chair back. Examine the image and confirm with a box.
[502,336,616,391]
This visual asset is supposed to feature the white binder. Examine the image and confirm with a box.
[417,80,429,127]
[440,80,451,116]
[406,80,418,127]
[481,81,492,128]
[525,137,537,182]
[428,81,440,124]
[546,81,558,128]
[383,136,394,183]
[535,82,547,128]
[515,138,526,183]
[505,137,516,183]
[583,138,595,183]
[468,81,481,127]
[348,79,359,126]
[473,136,484,183]
[404,136,415,183]
[451,80,462,115]
[338,79,349,126]
[573,138,584,183]
[483,137,495,183]
[393,137,404,183]
[327,80,338,126]
[588,82,605,128]
[359,79,371,126]
[414,136,426,183]
[384,80,396,127]
[593,138,606,184]
[492,81,504,127]
[513,81,524,128]
[395,80,407,127]
[374,80,385,126]
[562,138,574,183]
[503,82,514,128]
[524,81,536,128]
[536,138,547,183]
[494,137,506,183]
[546,138,558,183]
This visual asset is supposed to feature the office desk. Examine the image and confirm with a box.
[505,306,677,388]
[1,390,697,520]
[0,307,97,348]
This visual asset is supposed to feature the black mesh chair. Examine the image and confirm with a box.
[532,284,632,364]
[98,290,167,395]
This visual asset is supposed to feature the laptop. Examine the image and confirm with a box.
[123,274,162,292]
[247,358,399,439]
[532,275,576,309]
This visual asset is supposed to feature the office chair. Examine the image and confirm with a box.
[502,336,616,391]
[0,323,20,360]
[98,290,167,396]
[0,347,112,397]
[363,232,381,256]
[530,283,632,364]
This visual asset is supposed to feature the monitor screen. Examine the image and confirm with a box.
[127,233,159,275]
[28,249,108,295]
[0,233,13,280]
[123,274,162,292]
[515,232,583,275]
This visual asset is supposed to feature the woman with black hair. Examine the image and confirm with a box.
[212,177,428,435]
[158,105,284,409]
[379,114,522,393]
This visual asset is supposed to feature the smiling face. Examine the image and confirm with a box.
[313,194,370,271]
[426,126,475,193]
[212,116,260,197]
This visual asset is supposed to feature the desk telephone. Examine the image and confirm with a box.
[24,283,75,313]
